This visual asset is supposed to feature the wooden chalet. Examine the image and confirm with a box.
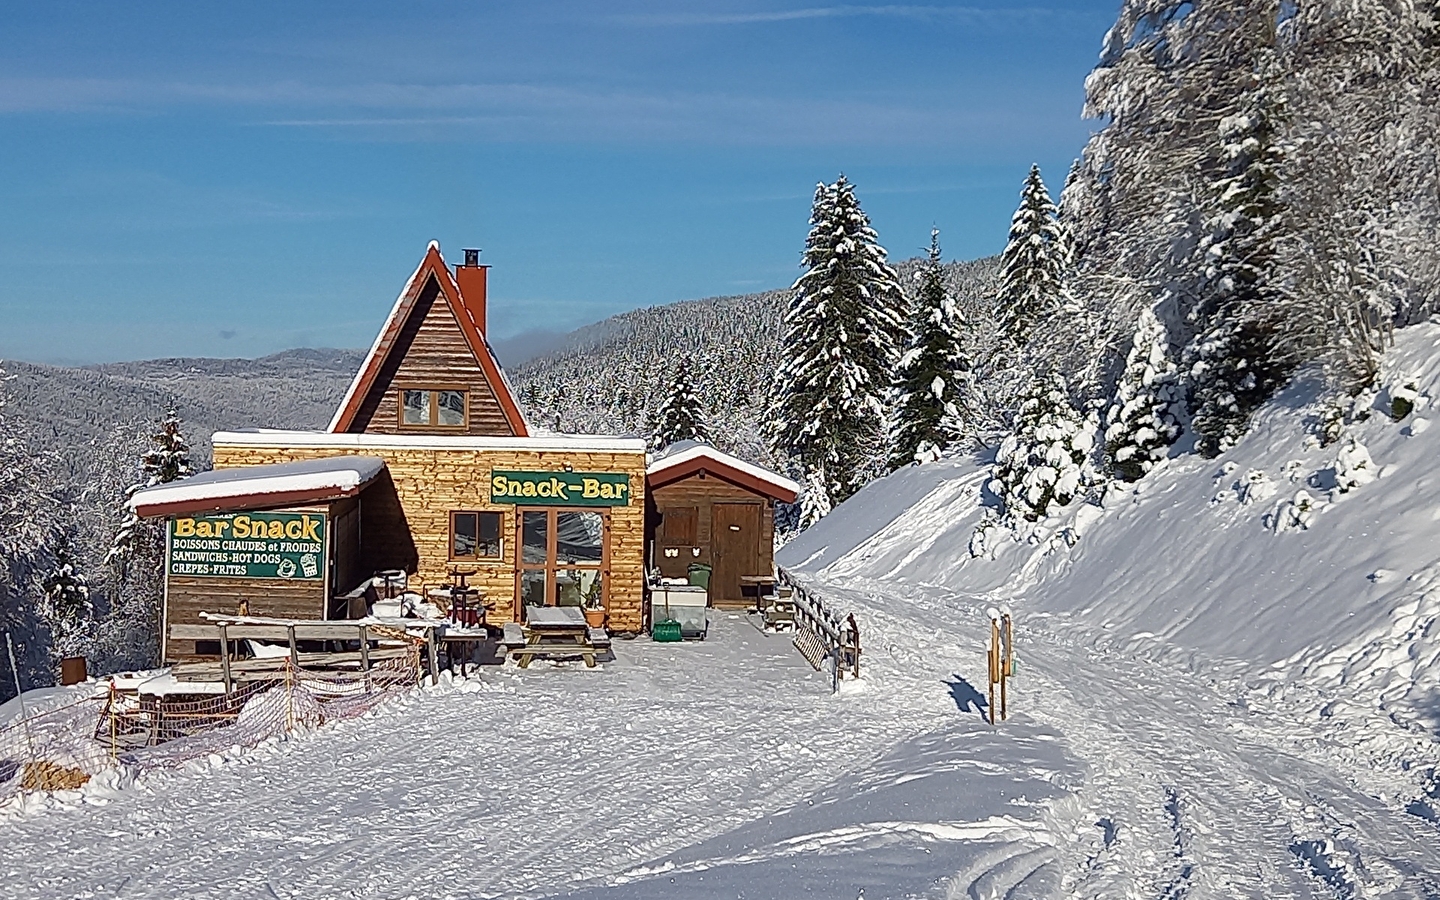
[133,242,649,664]
[646,442,800,608]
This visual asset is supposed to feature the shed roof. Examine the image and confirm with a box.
[646,442,800,504]
[129,456,388,518]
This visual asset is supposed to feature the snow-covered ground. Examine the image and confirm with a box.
[9,326,1440,898]
[4,615,1068,900]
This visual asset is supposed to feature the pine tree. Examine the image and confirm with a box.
[769,175,906,503]
[996,165,1071,345]
[989,374,1095,522]
[103,410,194,668]
[39,529,93,662]
[889,228,971,469]
[1185,95,1289,457]
[651,357,710,449]
[0,361,57,696]
[797,467,834,530]
[107,409,194,566]
[1105,307,1181,480]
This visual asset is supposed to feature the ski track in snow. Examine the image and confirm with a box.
[0,616,957,900]
[8,578,1440,896]
[812,575,1440,899]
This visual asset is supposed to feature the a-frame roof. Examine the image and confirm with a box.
[328,242,529,436]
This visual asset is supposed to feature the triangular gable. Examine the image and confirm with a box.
[328,242,529,435]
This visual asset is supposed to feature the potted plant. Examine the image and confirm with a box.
[582,578,606,628]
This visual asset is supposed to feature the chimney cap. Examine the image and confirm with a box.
[462,248,481,267]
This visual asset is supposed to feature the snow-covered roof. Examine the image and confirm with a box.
[646,441,800,503]
[213,429,647,454]
[129,455,388,518]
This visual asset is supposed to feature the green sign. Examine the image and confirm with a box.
[167,512,328,580]
[490,470,632,507]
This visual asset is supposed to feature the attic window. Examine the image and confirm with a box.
[401,389,468,429]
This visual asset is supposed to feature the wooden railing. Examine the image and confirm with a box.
[776,567,861,690]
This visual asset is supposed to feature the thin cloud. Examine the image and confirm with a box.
[614,5,1060,26]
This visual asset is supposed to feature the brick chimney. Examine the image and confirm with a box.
[455,248,488,334]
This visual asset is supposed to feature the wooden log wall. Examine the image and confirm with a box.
[211,444,649,633]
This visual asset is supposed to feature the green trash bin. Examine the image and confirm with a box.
[687,563,712,590]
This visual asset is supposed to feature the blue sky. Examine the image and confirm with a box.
[0,1,1119,365]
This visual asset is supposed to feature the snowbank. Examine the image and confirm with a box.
[783,321,1440,733]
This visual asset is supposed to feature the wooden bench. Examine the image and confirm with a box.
[499,623,527,651]
[511,643,598,669]
[587,627,612,648]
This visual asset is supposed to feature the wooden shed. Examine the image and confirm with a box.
[646,442,800,608]
[128,456,391,661]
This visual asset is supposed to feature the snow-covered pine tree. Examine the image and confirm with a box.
[995,165,1071,346]
[769,175,906,504]
[104,409,194,668]
[39,528,93,662]
[0,361,57,697]
[651,357,710,450]
[989,374,1095,523]
[889,228,970,469]
[1105,307,1181,481]
[107,409,194,566]
[797,466,833,531]
[1185,93,1290,457]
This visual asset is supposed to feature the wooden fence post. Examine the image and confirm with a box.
[218,623,233,695]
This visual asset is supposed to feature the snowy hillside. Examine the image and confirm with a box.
[783,320,1440,734]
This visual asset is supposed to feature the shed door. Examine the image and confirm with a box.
[711,502,761,605]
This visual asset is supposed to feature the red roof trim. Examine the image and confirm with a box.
[647,458,800,504]
[328,243,529,436]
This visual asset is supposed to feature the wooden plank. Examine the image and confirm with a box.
[171,623,372,642]
[218,623,232,694]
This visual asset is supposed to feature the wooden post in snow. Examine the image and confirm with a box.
[987,614,999,725]
[986,607,1015,725]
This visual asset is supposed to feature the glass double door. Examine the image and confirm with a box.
[516,508,608,615]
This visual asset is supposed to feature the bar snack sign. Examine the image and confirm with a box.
[490,470,632,507]
[167,512,327,580]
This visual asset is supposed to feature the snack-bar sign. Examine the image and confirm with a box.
[167,512,327,580]
[490,470,632,506]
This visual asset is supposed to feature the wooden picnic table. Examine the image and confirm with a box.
[511,606,600,668]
